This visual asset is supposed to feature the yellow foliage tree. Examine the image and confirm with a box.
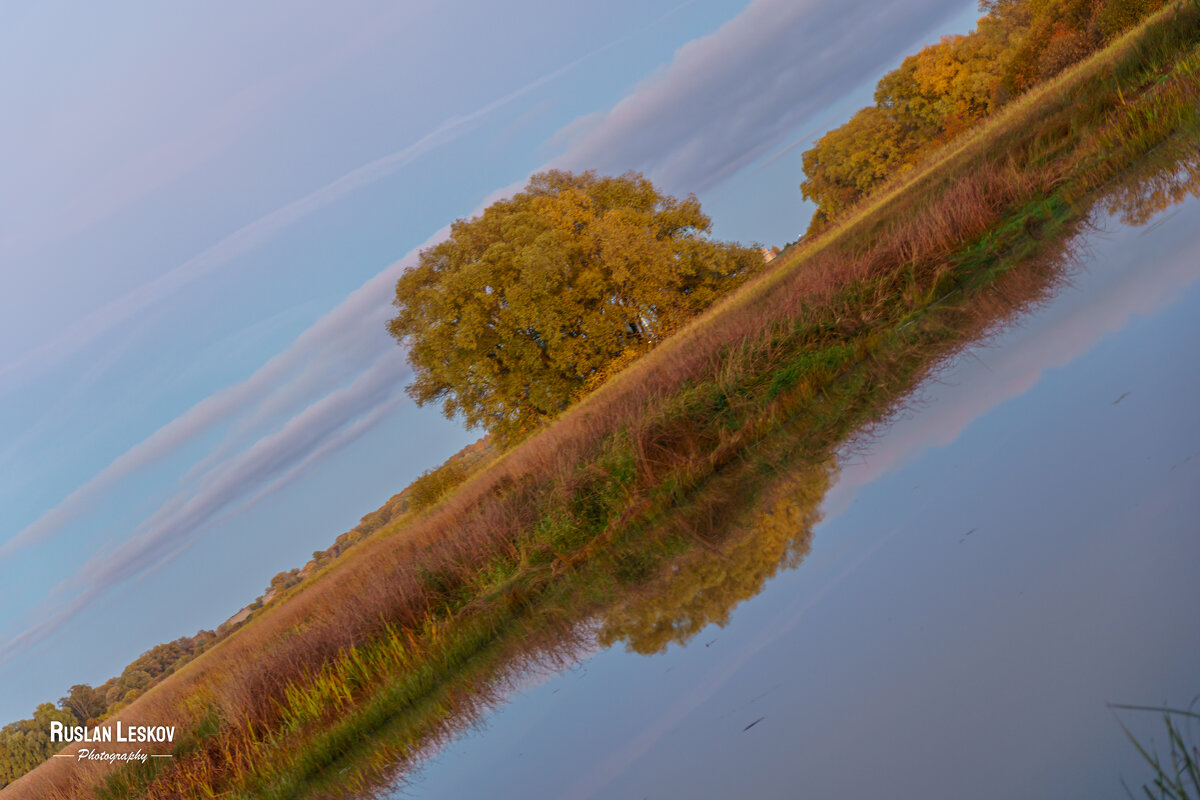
[388,170,762,441]
[800,0,1168,233]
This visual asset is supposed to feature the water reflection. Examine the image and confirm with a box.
[1102,145,1200,226]
[368,146,1200,799]
[827,154,1200,518]
[599,460,832,655]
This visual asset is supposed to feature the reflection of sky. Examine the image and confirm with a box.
[0,0,985,722]
[825,202,1200,518]
[395,192,1200,797]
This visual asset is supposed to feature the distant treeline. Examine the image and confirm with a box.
[801,0,1171,232]
[0,438,493,789]
[0,631,216,787]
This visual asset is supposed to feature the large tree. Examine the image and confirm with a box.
[388,170,761,441]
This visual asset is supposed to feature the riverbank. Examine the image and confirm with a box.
[10,4,1200,798]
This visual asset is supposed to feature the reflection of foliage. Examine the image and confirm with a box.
[1103,146,1200,226]
[598,460,834,655]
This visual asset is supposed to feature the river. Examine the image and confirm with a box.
[374,163,1200,799]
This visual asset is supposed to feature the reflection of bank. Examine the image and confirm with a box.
[599,459,833,655]
[826,144,1200,520]
[1103,146,1200,226]
[607,140,1200,658]
[342,112,1200,800]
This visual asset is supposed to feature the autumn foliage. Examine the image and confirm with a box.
[388,170,762,441]
[6,2,1199,796]
[801,0,1170,232]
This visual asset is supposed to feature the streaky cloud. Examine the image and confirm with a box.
[0,24,629,393]
[0,350,413,665]
[553,0,970,194]
[1,0,977,663]
[0,242,420,563]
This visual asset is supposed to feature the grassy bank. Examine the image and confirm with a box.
[10,4,1200,798]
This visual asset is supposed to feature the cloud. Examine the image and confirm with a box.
[0,17,639,394]
[236,389,412,514]
[0,0,976,661]
[0,110,491,392]
[84,353,410,584]
[0,350,414,663]
[0,4,408,275]
[553,0,970,194]
[0,19,648,560]
[0,234,419,561]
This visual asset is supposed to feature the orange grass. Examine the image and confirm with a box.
[7,5,1200,798]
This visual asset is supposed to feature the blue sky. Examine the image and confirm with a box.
[0,0,980,722]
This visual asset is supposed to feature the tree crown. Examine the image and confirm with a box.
[388,170,761,442]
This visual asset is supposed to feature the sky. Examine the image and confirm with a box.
[0,0,981,723]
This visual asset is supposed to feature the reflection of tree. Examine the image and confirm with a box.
[1103,146,1200,227]
[598,460,835,655]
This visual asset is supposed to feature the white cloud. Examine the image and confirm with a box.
[1,0,977,659]
[553,0,970,193]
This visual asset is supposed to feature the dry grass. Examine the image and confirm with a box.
[7,5,1200,798]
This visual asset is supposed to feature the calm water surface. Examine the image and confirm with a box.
[385,188,1200,799]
